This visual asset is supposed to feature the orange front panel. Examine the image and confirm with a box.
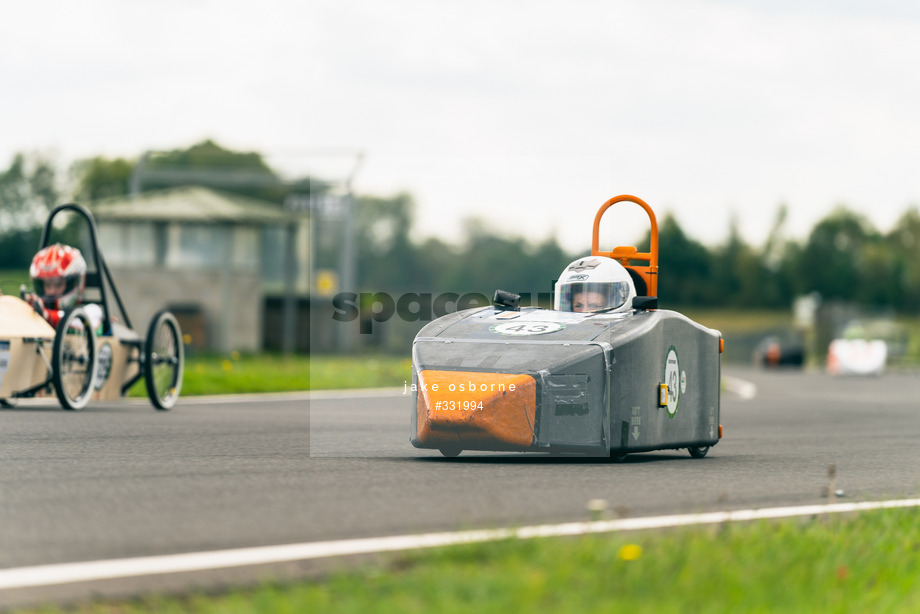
[416,370,537,449]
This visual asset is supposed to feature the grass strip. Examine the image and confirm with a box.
[16,506,920,613]
[126,353,410,397]
[307,354,411,390]
[0,269,30,297]
[180,352,309,395]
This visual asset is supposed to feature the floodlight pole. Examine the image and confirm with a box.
[281,220,299,355]
[337,153,363,353]
[129,151,149,197]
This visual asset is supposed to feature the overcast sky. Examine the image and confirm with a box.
[3,0,919,252]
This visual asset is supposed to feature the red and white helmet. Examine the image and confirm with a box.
[30,243,87,310]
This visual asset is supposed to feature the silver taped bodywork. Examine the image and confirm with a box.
[411,305,721,456]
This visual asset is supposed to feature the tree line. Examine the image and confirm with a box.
[349,195,920,313]
[2,142,919,312]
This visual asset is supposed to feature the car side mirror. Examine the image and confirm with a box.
[632,296,658,311]
[493,289,521,311]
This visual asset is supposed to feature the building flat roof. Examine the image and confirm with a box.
[91,186,295,224]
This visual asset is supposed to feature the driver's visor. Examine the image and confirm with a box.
[557,281,630,312]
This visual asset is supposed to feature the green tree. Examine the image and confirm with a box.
[348,199,571,304]
[0,153,59,267]
[72,140,327,206]
[414,236,459,294]
[652,213,712,306]
[353,192,416,291]
[708,215,791,309]
[443,219,530,294]
[0,153,57,230]
[887,207,920,311]
[71,156,134,202]
[798,206,881,303]
[140,139,287,202]
[525,236,572,303]
[711,217,758,307]
[432,220,571,302]
[757,205,798,309]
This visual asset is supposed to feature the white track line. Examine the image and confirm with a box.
[308,387,404,400]
[179,388,405,404]
[2,498,919,591]
[178,391,311,405]
[723,375,757,400]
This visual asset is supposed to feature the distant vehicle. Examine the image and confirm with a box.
[410,195,723,460]
[0,203,184,411]
[754,335,804,368]
[827,339,887,376]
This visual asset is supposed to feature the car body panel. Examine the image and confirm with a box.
[411,306,721,456]
[409,194,722,457]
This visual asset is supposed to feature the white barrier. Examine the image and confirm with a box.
[827,339,887,376]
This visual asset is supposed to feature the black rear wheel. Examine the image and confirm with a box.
[52,307,98,411]
[144,310,184,410]
[688,446,710,459]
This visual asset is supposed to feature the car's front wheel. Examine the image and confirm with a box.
[52,307,99,411]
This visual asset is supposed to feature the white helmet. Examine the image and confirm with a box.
[554,257,636,313]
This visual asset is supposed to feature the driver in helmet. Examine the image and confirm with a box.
[554,257,636,313]
[24,243,99,329]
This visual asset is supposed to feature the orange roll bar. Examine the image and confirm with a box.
[591,195,659,298]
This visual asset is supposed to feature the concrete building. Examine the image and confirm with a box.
[90,186,308,352]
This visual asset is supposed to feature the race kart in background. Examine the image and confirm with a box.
[411,195,723,459]
[0,203,184,411]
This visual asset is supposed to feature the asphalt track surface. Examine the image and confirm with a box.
[2,366,920,607]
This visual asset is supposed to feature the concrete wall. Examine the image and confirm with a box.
[107,267,263,352]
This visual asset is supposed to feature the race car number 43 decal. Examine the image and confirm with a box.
[664,346,680,417]
[490,321,564,336]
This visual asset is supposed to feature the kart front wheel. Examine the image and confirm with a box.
[144,310,184,410]
[688,446,710,459]
[52,307,99,411]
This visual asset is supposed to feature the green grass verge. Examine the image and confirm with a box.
[16,507,920,613]
[180,353,309,395]
[0,269,29,297]
[129,353,409,396]
[307,354,412,390]
[678,307,794,333]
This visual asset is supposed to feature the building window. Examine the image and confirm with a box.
[260,224,286,285]
[233,227,259,271]
[98,223,155,266]
[173,225,227,269]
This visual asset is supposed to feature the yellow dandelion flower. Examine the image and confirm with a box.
[618,544,642,561]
